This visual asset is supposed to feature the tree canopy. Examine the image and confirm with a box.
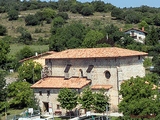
[18,60,42,83]
[78,87,94,111]
[118,76,160,119]
[57,88,78,112]
[0,70,7,113]
[7,81,37,109]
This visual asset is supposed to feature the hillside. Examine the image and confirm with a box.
[0,9,129,41]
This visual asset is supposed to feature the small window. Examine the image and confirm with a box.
[47,90,50,96]
[105,71,111,79]
[86,65,94,73]
[39,91,42,96]
[57,104,60,110]
[138,56,140,60]
[64,64,71,73]
[79,69,83,77]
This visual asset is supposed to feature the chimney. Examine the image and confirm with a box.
[35,52,38,56]
[142,27,144,31]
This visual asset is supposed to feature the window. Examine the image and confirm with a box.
[105,70,111,79]
[57,104,60,110]
[86,65,94,73]
[64,64,71,73]
[39,91,42,96]
[79,69,83,77]
[47,90,50,96]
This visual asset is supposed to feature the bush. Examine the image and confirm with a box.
[57,12,69,20]
[80,6,94,16]
[25,14,40,26]
[8,9,19,20]
[0,24,7,36]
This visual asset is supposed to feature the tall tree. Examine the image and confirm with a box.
[82,30,104,48]
[7,81,36,108]
[79,87,94,111]
[18,60,42,84]
[16,46,34,61]
[57,88,78,117]
[93,89,109,113]
[0,70,8,113]
[145,26,159,45]
[118,76,160,119]
[0,39,10,69]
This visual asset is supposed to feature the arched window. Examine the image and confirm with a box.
[79,69,83,77]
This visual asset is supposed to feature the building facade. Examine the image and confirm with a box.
[31,47,147,115]
[124,28,147,44]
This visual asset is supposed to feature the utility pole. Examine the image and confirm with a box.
[106,104,108,120]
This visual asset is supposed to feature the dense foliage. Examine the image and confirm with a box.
[7,81,37,109]
[0,39,10,69]
[119,75,160,119]
[18,60,42,83]
[79,87,94,111]
[0,70,7,113]
[57,88,78,113]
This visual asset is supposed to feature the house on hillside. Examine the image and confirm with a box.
[19,51,56,67]
[124,27,147,44]
[31,47,148,115]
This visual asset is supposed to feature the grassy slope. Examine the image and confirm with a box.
[0,9,137,56]
[9,44,49,56]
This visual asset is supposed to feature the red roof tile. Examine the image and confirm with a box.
[31,77,91,89]
[124,28,147,34]
[91,85,113,90]
[19,51,56,63]
[44,47,148,59]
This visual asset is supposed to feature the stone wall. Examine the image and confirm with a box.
[36,56,145,113]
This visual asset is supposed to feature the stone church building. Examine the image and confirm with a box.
[31,47,148,115]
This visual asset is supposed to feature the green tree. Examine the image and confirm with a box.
[80,5,94,16]
[93,89,109,113]
[25,14,40,26]
[118,76,160,118]
[116,34,135,48]
[57,88,78,117]
[49,22,87,51]
[92,1,105,12]
[18,30,32,44]
[18,60,42,84]
[79,87,94,111]
[16,46,34,61]
[51,16,65,34]
[42,8,56,19]
[82,30,104,48]
[124,10,141,24]
[152,55,160,75]
[145,26,159,45]
[0,70,8,113]
[0,24,7,36]
[7,81,36,108]
[111,7,124,20]
[0,39,10,69]
[138,20,149,31]
[7,9,19,20]
[103,24,123,46]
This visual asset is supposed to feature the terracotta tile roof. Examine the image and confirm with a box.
[44,47,148,59]
[91,85,113,90]
[19,51,56,63]
[124,28,147,34]
[31,77,91,89]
